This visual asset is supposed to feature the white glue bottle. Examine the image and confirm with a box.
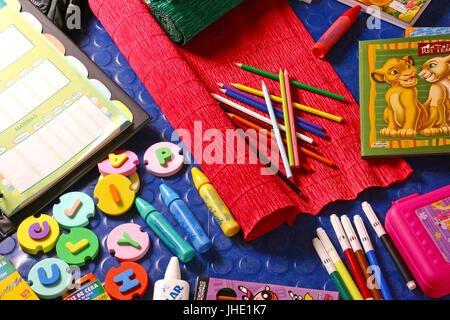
[153,256,190,300]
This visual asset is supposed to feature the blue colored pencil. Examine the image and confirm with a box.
[354,215,393,300]
[262,81,292,179]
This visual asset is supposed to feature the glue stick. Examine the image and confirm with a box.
[153,257,190,300]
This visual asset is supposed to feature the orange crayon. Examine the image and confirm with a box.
[312,5,361,59]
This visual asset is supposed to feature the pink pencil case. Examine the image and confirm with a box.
[385,185,450,298]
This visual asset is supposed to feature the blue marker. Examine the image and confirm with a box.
[160,184,212,253]
[354,215,393,300]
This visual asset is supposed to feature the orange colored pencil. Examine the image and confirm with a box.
[230,118,313,173]
[227,113,333,167]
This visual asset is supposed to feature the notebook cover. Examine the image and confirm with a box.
[359,34,450,158]
[193,276,340,300]
[335,0,432,29]
[0,0,151,241]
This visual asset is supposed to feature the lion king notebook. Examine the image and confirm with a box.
[359,34,450,158]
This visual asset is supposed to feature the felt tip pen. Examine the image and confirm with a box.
[353,215,393,300]
[191,167,240,237]
[160,184,213,253]
[316,227,363,300]
[153,257,189,300]
[361,201,417,291]
[312,237,352,300]
[135,197,195,263]
[340,215,383,300]
[330,214,373,300]
[312,5,361,59]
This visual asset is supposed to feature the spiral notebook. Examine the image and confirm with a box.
[0,0,150,226]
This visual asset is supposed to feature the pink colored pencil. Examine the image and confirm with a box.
[284,69,300,168]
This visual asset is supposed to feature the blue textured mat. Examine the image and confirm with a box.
[1,0,449,300]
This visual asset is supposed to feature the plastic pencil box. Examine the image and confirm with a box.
[385,185,450,298]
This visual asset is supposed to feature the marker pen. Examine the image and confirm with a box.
[341,215,383,300]
[153,257,190,300]
[135,197,195,263]
[330,214,373,300]
[362,201,416,291]
[354,215,393,300]
[160,184,212,253]
[312,5,361,59]
[316,227,363,300]
[191,167,240,237]
[312,237,352,300]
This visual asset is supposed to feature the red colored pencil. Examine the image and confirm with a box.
[284,69,301,168]
[227,112,333,167]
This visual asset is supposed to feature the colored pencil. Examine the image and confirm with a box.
[353,215,393,300]
[218,84,325,136]
[236,122,312,173]
[340,215,384,300]
[312,237,352,300]
[330,214,373,300]
[211,93,314,145]
[229,83,343,123]
[284,69,300,168]
[361,201,417,291]
[227,113,334,167]
[316,227,364,300]
[219,88,325,138]
[234,63,345,102]
[219,83,324,131]
[279,69,294,166]
[237,130,301,196]
[261,81,292,179]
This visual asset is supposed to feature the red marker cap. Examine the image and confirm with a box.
[312,5,362,59]
[344,5,362,24]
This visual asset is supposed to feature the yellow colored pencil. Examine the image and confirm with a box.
[229,83,342,123]
[279,69,294,167]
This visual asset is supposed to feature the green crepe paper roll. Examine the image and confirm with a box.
[145,0,244,46]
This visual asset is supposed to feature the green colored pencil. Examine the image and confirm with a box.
[234,63,345,102]
[279,69,294,167]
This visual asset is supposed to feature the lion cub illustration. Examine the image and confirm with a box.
[419,55,450,135]
[371,56,438,138]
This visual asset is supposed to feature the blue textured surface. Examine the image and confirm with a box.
[1,0,449,300]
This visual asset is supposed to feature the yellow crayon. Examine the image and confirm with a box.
[191,168,240,237]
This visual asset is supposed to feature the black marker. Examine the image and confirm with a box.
[362,201,417,291]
